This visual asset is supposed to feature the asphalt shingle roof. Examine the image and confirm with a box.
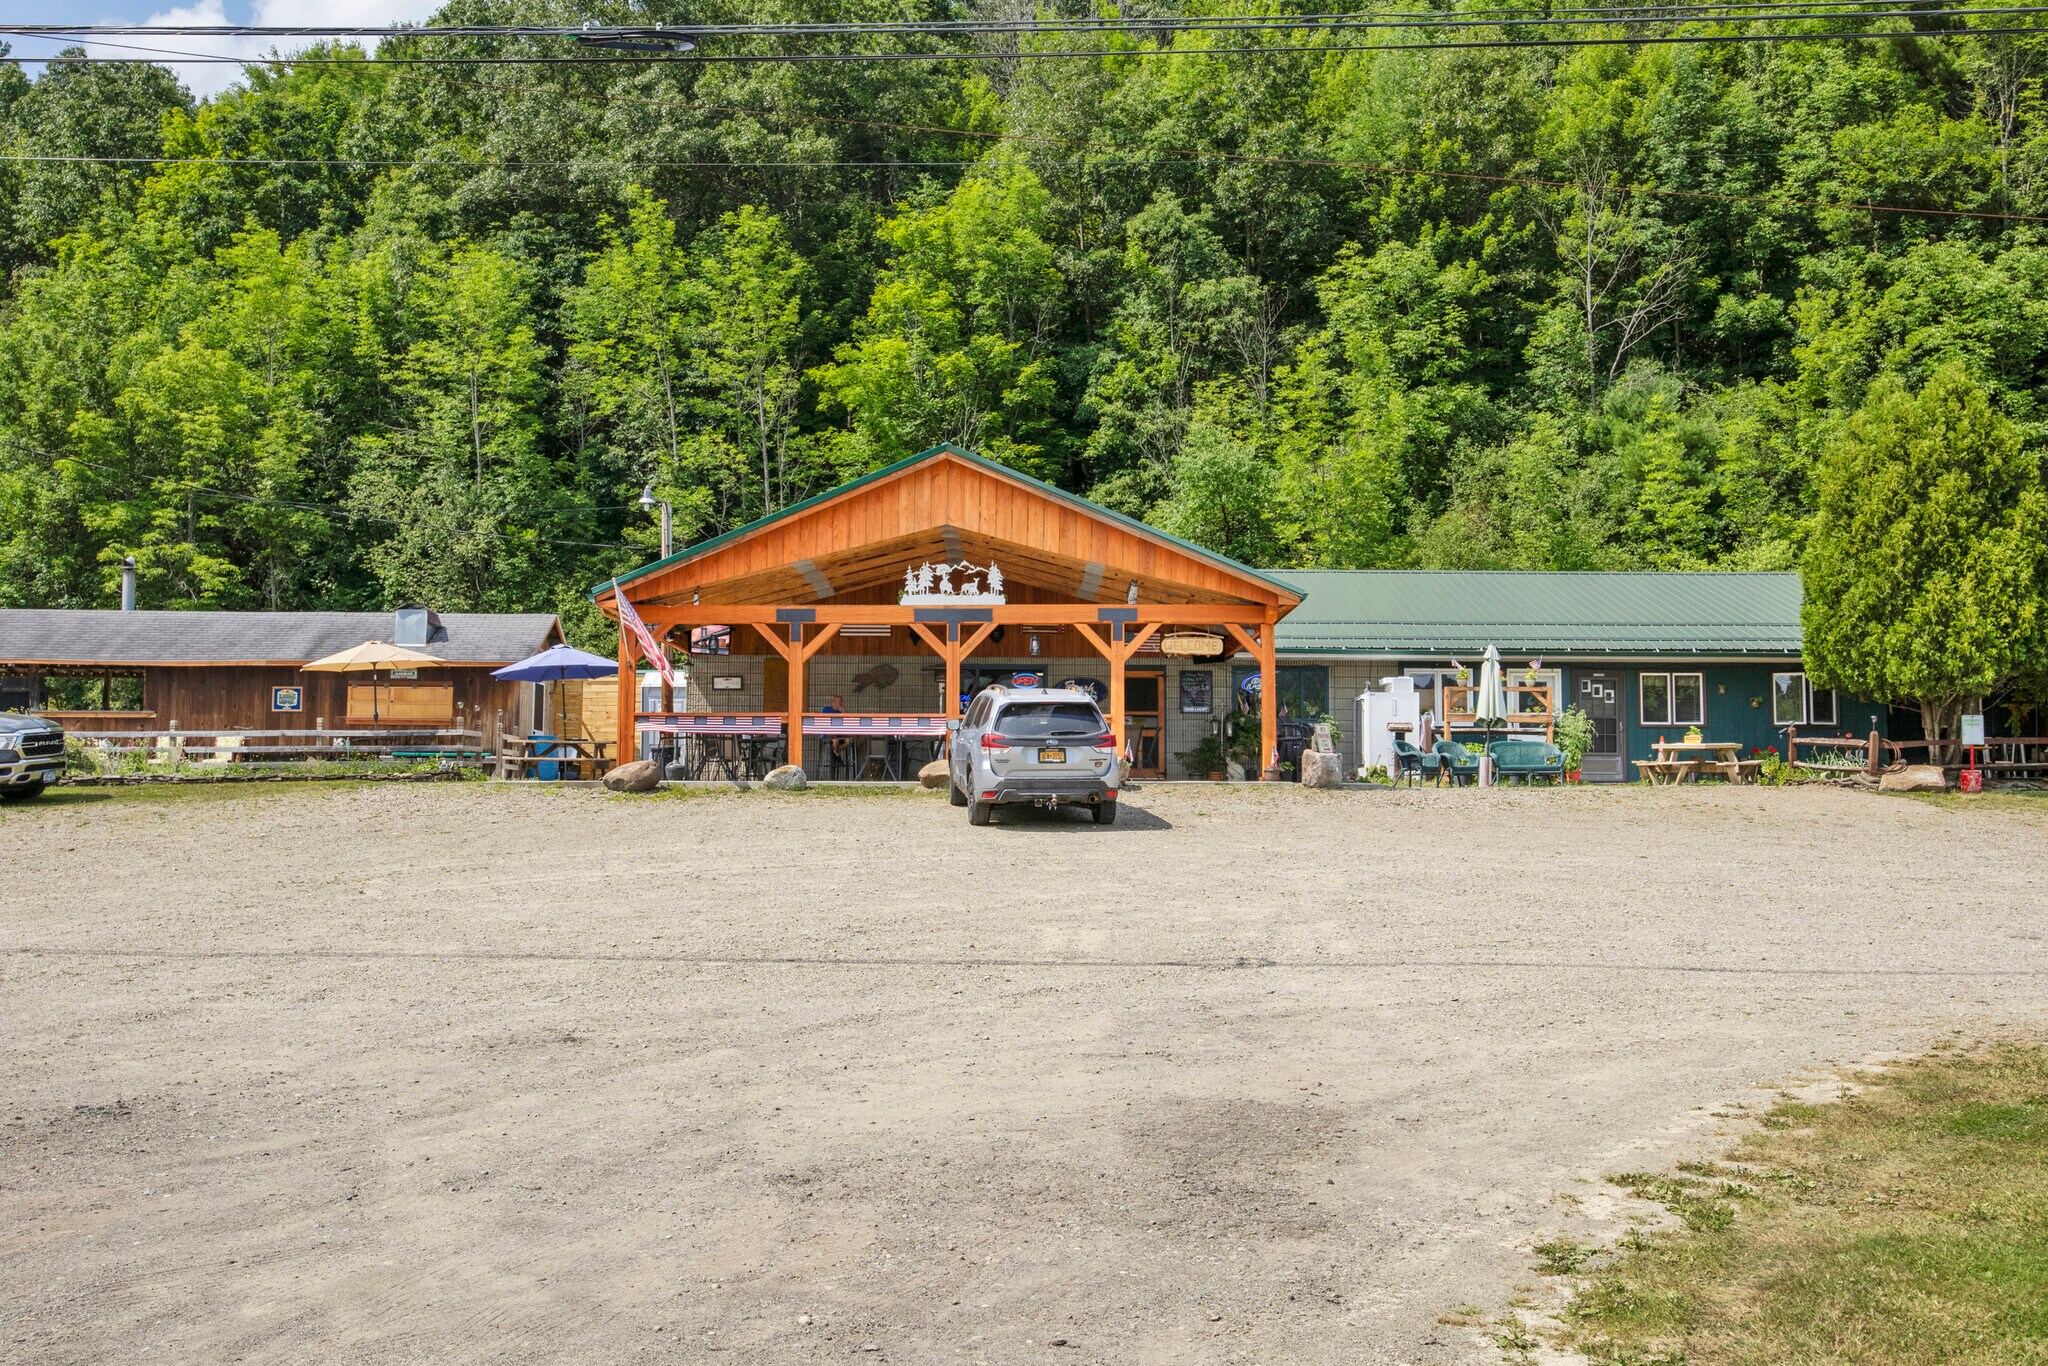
[0,610,561,666]
[1271,571,1804,657]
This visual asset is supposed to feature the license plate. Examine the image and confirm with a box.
[1037,747,1067,764]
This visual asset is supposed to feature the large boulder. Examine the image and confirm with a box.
[918,759,950,790]
[601,759,662,793]
[1300,747,1344,789]
[762,764,808,792]
[1879,763,1949,793]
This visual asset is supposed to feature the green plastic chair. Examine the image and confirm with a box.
[1433,739,1481,786]
[1391,737,1441,785]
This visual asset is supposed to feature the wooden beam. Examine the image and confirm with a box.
[1222,622,1262,658]
[1070,622,1115,662]
[1109,634,1127,764]
[1124,622,1162,656]
[797,622,843,663]
[788,631,807,774]
[960,621,999,658]
[1257,614,1279,782]
[635,603,1276,628]
[749,621,795,661]
[904,622,962,719]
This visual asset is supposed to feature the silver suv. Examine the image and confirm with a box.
[947,686,1119,826]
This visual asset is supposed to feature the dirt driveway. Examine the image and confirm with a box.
[2,781,2044,1365]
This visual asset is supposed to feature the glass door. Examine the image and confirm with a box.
[1125,671,1165,779]
[1576,671,1625,782]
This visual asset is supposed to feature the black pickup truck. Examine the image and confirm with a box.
[0,714,65,800]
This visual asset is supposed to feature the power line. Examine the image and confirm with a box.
[9,19,2048,66]
[7,72,2038,226]
[0,1,2026,40]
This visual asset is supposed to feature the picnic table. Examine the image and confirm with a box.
[805,713,948,781]
[642,714,785,781]
[1636,740,1762,785]
[495,735,612,780]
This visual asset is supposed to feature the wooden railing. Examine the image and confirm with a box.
[1782,729,2048,777]
[1443,682,1555,738]
[63,727,490,767]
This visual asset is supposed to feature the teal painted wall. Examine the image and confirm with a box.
[1561,664,1888,773]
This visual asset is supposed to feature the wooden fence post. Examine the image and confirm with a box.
[1866,728,1881,777]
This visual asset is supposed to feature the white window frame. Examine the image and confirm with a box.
[1639,671,1704,727]
[1772,671,1839,728]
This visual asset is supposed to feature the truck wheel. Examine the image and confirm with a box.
[1092,799,1118,826]
[1,784,45,802]
[949,778,968,807]
[968,799,994,826]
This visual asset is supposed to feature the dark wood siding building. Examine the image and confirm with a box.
[0,608,562,743]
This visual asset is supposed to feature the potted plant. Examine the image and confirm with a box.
[1175,734,1228,781]
[1683,725,1704,744]
[1554,704,1596,783]
[1226,724,1264,779]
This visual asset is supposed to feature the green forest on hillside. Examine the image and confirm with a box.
[4,5,2048,644]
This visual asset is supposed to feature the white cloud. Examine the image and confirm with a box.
[142,0,441,98]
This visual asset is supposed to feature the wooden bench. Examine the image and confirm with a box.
[1634,759,1696,785]
[1702,758,1765,783]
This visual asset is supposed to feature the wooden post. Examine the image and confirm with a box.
[1258,616,1279,781]
[1108,625,1127,761]
[659,628,674,716]
[616,615,637,768]
[786,623,804,773]
[945,628,962,719]
[1867,727,1881,778]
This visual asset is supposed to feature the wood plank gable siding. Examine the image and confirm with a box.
[622,450,1291,609]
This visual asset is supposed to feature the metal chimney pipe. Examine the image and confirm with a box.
[120,557,137,612]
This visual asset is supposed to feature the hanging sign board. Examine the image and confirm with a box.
[1161,630,1225,658]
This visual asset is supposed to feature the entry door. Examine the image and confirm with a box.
[1124,672,1165,779]
[1577,671,1625,782]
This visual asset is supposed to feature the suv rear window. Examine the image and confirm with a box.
[993,702,1104,739]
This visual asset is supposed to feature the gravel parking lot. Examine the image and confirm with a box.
[3,781,2044,1365]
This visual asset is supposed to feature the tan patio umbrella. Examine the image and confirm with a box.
[301,641,445,726]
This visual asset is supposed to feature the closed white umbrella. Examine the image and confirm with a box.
[1474,644,1508,786]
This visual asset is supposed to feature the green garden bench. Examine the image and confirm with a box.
[1487,738,1566,785]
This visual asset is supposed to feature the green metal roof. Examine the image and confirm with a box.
[592,444,1304,602]
[1271,571,1804,657]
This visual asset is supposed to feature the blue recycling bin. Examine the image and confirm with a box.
[530,732,564,781]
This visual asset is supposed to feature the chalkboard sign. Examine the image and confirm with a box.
[1179,669,1213,714]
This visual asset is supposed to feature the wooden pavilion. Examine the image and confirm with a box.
[593,445,1305,778]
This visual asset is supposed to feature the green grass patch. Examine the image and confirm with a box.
[1554,1042,2048,1365]
[8,778,424,810]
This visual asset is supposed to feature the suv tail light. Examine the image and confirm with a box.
[979,733,1013,750]
[1078,732,1115,749]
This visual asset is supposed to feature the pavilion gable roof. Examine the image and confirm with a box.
[593,445,1302,609]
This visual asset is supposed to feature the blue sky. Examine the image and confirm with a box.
[9,0,442,96]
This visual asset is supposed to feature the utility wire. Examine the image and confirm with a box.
[0,1,2029,39]
[7,75,2041,225]
[11,20,2048,66]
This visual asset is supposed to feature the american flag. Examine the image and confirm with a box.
[613,581,676,688]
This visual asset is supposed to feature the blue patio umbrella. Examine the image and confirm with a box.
[492,643,620,743]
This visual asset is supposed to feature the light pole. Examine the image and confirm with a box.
[640,483,672,558]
